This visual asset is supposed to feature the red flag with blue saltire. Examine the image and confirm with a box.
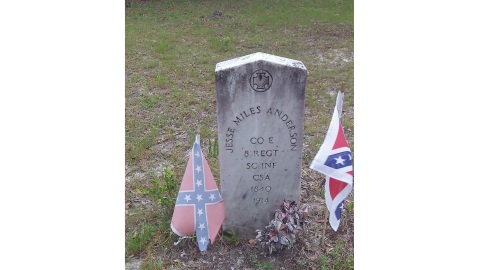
[310,91,353,231]
[170,134,225,252]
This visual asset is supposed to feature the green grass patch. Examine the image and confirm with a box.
[140,94,162,109]
[222,229,239,245]
[317,240,354,269]
[139,259,164,270]
[155,41,168,54]
[207,137,219,158]
[126,222,156,256]
[126,122,159,163]
[126,167,179,258]
[142,59,159,69]
[209,36,234,53]
[154,74,170,87]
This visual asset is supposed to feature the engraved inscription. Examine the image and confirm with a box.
[215,52,306,238]
[225,106,300,207]
[233,106,261,126]
[227,106,298,151]
[225,127,235,153]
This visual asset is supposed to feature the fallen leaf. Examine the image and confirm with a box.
[248,239,258,246]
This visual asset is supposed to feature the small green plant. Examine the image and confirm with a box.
[319,185,326,200]
[346,201,354,212]
[207,137,219,158]
[147,167,178,229]
[222,229,239,245]
[251,254,273,270]
[155,41,168,54]
[147,169,174,201]
[317,253,330,270]
[257,261,273,270]
[126,222,156,256]
[332,240,354,269]
[140,95,162,109]
[155,74,170,87]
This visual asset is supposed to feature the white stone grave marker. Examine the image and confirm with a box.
[215,52,307,238]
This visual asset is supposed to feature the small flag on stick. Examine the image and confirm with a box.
[171,135,225,251]
[310,91,353,231]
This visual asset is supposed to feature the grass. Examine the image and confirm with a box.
[209,36,234,53]
[222,229,239,245]
[207,137,219,158]
[317,240,355,269]
[126,167,178,258]
[126,0,353,268]
[126,222,157,256]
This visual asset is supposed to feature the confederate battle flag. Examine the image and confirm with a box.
[310,91,353,231]
[170,135,225,252]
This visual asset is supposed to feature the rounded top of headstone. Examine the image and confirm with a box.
[215,52,306,72]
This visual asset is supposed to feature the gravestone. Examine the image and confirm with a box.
[215,52,307,238]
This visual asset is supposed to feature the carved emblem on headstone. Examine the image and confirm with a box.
[250,69,272,92]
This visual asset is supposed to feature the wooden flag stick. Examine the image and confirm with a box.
[321,206,328,249]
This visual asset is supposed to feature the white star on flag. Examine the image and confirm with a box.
[196,180,203,187]
[198,223,205,230]
[195,151,200,158]
[197,208,203,216]
[334,155,345,165]
[199,237,207,245]
[209,193,216,201]
[195,165,202,173]
[184,194,191,202]
[196,194,203,201]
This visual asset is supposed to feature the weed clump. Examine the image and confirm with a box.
[149,168,178,229]
[222,229,239,245]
